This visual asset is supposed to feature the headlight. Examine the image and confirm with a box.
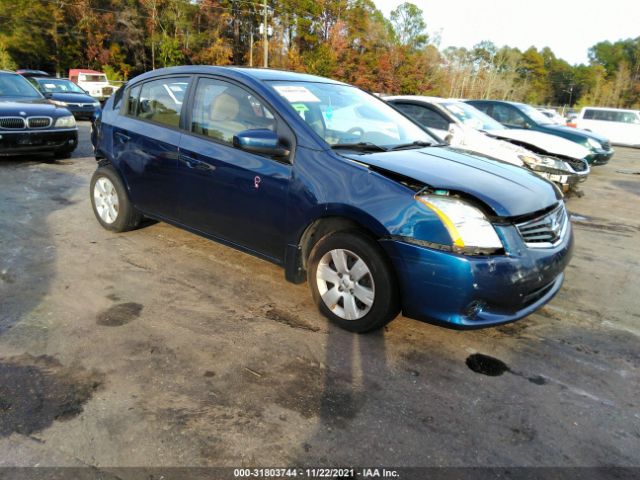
[50,99,68,107]
[55,115,76,128]
[519,154,570,174]
[587,137,602,150]
[416,194,502,253]
[92,100,101,107]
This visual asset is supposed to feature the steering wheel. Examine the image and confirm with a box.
[346,127,365,138]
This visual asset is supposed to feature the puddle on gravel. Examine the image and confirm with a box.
[466,354,549,386]
[96,302,143,326]
[466,353,510,376]
[569,213,638,234]
[0,355,102,437]
[49,195,78,206]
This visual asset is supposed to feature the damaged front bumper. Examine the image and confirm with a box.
[532,158,590,192]
[379,222,574,329]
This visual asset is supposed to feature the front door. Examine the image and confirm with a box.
[177,77,292,262]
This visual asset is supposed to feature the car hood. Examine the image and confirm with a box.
[542,123,609,143]
[48,92,96,104]
[484,128,590,160]
[0,97,70,116]
[341,146,560,217]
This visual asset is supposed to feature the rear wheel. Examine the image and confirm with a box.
[90,166,142,232]
[308,230,400,332]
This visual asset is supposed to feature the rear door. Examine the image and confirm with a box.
[112,76,191,221]
[176,76,293,261]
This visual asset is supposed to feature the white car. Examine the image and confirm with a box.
[575,107,640,148]
[69,69,115,102]
[538,108,566,125]
[386,96,591,192]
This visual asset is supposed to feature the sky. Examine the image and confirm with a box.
[374,0,640,65]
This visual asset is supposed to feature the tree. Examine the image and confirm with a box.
[0,42,17,70]
[390,2,427,51]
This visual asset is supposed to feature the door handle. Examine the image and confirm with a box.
[180,154,215,172]
[114,131,131,143]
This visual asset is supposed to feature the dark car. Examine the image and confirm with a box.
[91,66,573,332]
[0,71,78,158]
[24,76,101,120]
[466,100,614,165]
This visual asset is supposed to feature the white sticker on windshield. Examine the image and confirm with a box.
[273,85,321,103]
[44,83,56,88]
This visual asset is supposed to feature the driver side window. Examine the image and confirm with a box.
[191,78,276,145]
[492,104,529,128]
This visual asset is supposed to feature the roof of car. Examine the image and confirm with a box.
[385,95,448,103]
[129,66,346,85]
[581,106,640,113]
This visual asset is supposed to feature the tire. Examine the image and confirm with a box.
[54,148,74,160]
[90,165,142,232]
[307,230,400,333]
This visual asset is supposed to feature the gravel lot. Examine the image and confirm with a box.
[0,122,639,470]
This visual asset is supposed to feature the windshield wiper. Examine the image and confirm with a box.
[388,140,435,151]
[331,142,388,153]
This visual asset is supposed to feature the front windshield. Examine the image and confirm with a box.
[0,73,42,98]
[519,103,553,125]
[269,81,438,149]
[36,78,86,94]
[440,101,506,131]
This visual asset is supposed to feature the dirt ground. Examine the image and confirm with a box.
[0,122,639,470]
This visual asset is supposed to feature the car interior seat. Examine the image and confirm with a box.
[208,93,247,142]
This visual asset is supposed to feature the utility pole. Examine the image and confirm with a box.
[249,28,254,67]
[263,0,268,68]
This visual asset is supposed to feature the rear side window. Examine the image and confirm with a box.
[395,103,450,130]
[136,77,190,128]
[190,77,276,144]
[615,111,640,124]
[126,85,141,116]
[584,109,639,123]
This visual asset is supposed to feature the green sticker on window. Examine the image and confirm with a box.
[292,103,309,113]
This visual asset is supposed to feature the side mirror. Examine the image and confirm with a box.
[233,129,290,158]
[43,92,53,98]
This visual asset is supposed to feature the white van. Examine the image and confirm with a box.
[575,107,640,148]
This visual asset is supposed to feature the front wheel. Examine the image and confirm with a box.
[307,231,400,333]
[90,166,142,232]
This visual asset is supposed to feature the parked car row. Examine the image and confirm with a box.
[385,96,591,193]
[0,70,78,158]
[4,64,626,334]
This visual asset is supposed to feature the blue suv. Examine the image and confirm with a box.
[91,67,573,332]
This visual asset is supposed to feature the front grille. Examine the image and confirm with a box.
[27,117,52,129]
[516,204,568,248]
[102,87,113,96]
[566,158,588,172]
[0,117,26,129]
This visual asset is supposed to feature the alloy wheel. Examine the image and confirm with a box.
[93,177,119,224]
[316,248,375,320]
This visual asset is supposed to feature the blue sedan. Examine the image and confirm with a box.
[91,66,573,332]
